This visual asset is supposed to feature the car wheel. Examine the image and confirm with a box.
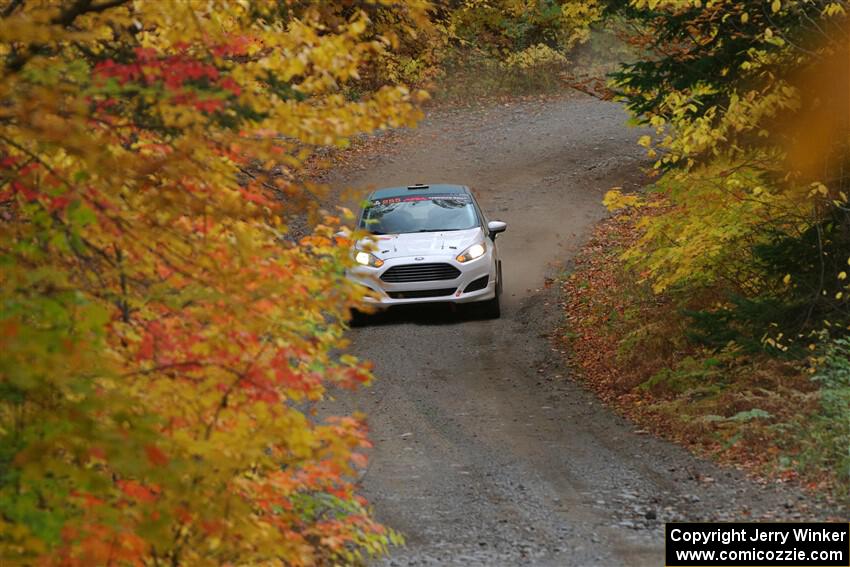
[478,293,501,319]
[350,308,369,327]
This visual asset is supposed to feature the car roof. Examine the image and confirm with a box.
[368,184,469,200]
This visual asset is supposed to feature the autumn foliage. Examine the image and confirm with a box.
[0,0,431,563]
[609,0,850,319]
[569,0,850,489]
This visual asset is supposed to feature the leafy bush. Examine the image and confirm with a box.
[451,0,601,55]
[606,0,849,358]
[640,356,725,396]
[0,1,429,563]
[684,205,850,356]
[504,43,567,68]
[796,338,850,490]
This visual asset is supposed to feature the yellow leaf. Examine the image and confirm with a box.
[602,189,643,212]
[783,274,791,285]
[839,272,847,280]
[771,0,781,12]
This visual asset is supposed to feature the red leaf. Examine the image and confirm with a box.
[145,444,169,467]
[119,479,159,503]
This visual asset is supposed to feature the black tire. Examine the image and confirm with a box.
[474,260,502,319]
[478,293,501,319]
[349,308,369,327]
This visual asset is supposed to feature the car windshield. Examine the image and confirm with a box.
[359,194,479,235]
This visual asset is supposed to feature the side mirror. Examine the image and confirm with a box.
[487,220,507,239]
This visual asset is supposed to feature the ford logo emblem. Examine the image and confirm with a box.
[415,256,425,261]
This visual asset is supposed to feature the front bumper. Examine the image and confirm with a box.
[348,253,496,306]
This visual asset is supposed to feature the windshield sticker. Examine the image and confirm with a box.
[371,194,471,206]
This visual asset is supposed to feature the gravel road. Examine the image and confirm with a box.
[324,93,841,566]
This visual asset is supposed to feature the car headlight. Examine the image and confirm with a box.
[355,251,384,268]
[456,242,486,263]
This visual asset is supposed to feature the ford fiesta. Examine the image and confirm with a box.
[348,183,507,318]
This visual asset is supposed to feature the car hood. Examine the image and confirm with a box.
[361,228,483,260]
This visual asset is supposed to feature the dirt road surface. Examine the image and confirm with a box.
[324,94,837,566]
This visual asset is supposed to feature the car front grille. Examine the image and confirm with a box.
[381,263,461,283]
[387,288,457,299]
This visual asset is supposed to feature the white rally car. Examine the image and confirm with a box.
[348,183,507,318]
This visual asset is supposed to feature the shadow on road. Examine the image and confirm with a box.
[351,302,494,327]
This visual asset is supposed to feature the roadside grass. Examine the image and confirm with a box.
[561,206,846,497]
[431,51,574,103]
[431,23,634,104]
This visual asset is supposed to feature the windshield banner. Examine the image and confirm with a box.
[371,194,471,206]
